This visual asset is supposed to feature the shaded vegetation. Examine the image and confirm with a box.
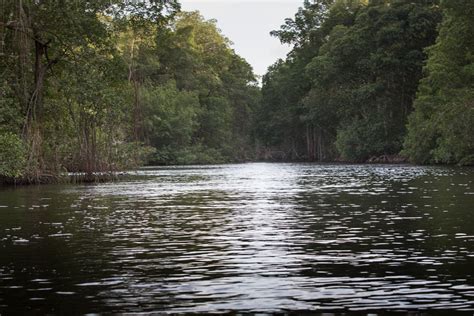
[1,0,472,184]
[403,0,474,165]
[0,1,258,183]
[256,0,472,164]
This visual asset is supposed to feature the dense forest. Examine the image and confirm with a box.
[257,0,473,164]
[0,0,259,183]
[0,0,473,184]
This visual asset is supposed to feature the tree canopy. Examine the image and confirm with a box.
[1,0,472,183]
[256,0,445,163]
[403,0,474,165]
[0,1,258,183]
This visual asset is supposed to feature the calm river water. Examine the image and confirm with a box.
[0,163,473,313]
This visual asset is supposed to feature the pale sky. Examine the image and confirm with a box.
[180,0,302,78]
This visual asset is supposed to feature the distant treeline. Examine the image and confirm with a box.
[256,0,473,165]
[1,0,473,184]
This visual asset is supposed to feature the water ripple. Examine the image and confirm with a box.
[0,163,473,313]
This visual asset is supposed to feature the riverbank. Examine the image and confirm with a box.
[3,154,473,186]
[0,172,133,186]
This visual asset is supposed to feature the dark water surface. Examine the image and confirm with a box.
[1,163,473,314]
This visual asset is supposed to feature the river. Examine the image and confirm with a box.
[0,163,473,313]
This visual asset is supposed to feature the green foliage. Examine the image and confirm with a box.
[2,0,466,185]
[0,81,23,133]
[1,2,258,183]
[336,118,387,162]
[404,0,474,165]
[113,142,156,170]
[152,144,227,165]
[257,0,442,162]
[143,81,199,149]
[150,12,259,161]
[174,145,227,165]
[0,133,27,179]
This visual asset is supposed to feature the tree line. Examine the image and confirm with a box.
[0,0,472,184]
[0,0,259,183]
[256,0,473,165]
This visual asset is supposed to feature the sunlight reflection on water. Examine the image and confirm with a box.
[0,163,473,313]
